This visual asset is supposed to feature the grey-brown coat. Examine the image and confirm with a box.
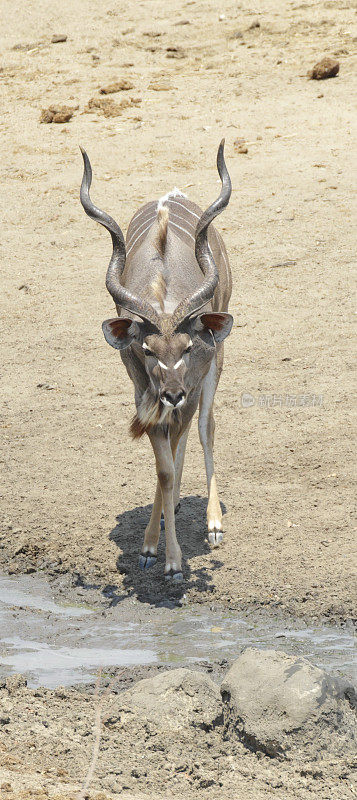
[80,141,233,580]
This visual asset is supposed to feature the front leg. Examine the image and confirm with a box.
[139,480,161,570]
[149,429,183,581]
[198,357,223,547]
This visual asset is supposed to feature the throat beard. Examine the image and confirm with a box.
[130,390,174,439]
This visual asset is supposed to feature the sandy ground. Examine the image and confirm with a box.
[0,0,356,796]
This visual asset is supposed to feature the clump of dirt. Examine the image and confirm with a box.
[147,78,172,90]
[166,46,186,59]
[248,19,260,30]
[51,34,67,43]
[234,138,248,154]
[99,79,134,93]
[39,104,77,123]
[308,57,339,80]
[12,41,42,51]
[85,96,141,117]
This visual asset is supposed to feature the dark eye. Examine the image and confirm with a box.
[144,349,155,357]
[184,345,192,354]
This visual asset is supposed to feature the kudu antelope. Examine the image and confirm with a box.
[80,141,233,581]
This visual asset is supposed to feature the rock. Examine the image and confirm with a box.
[308,57,339,80]
[115,668,222,732]
[221,648,356,760]
[248,20,260,30]
[99,79,134,93]
[51,34,67,43]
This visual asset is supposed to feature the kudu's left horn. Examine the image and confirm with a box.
[171,139,232,329]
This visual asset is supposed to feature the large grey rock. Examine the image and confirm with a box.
[220,648,356,759]
[109,668,222,733]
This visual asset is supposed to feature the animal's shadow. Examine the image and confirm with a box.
[103,495,226,607]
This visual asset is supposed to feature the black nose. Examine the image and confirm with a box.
[162,391,185,407]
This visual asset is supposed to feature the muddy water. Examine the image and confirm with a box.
[0,574,355,688]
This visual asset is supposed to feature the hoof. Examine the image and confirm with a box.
[208,530,223,547]
[139,553,157,570]
[160,514,165,531]
[164,569,184,582]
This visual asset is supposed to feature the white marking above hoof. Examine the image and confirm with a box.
[208,518,222,532]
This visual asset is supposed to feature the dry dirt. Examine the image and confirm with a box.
[0,0,356,797]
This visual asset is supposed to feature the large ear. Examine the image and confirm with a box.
[195,312,233,343]
[102,317,141,350]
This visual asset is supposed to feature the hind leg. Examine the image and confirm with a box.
[198,356,223,546]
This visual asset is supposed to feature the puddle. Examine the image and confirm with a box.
[0,574,355,688]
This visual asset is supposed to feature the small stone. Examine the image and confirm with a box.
[0,783,12,792]
[308,57,339,80]
[248,19,260,29]
[51,34,67,43]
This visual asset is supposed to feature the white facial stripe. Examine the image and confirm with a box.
[158,360,168,371]
[161,396,186,409]
[143,342,149,350]
[161,397,174,408]
[174,358,184,370]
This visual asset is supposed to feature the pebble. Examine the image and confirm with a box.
[308,57,339,80]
